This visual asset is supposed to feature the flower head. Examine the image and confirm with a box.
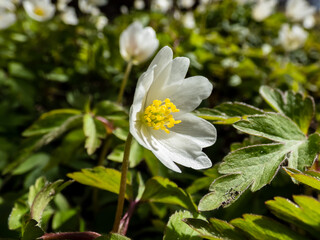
[78,0,108,16]
[279,24,308,52]
[252,0,277,22]
[0,1,16,30]
[61,7,78,25]
[286,0,316,22]
[23,0,55,22]
[120,21,159,65]
[129,46,216,172]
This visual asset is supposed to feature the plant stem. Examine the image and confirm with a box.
[112,133,133,233]
[117,60,133,104]
[41,231,101,240]
[119,200,138,235]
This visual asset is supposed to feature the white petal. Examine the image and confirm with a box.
[166,76,212,113]
[146,56,190,106]
[147,46,173,78]
[151,129,213,172]
[171,113,216,148]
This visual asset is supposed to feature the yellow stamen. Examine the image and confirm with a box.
[33,7,45,16]
[143,98,181,134]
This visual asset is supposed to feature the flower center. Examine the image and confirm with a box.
[33,7,45,16]
[143,98,181,134]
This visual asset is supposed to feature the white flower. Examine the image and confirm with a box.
[129,46,216,172]
[61,7,78,25]
[182,11,196,29]
[252,0,277,22]
[0,10,16,30]
[279,24,308,52]
[151,0,173,13]
[262,43,272,55]
[303,15,315,29]
[134,0,145,10]
[95,15,108,31]
[78,0,108,15]
[286,0,316,22]
[57,0,71,11]
[120,21,159,65]
[177,0,195,9]
[23,0,55,22]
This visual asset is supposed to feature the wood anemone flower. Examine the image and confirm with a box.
[129,46,216,172]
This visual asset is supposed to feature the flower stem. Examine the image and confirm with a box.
[117,60,133,104]
[41,231,101,240]
[112,133,133,233]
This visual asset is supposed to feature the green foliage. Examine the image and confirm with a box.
[2,0,320,239]
[199,86,320,211]
[68,167,133,199]
[163,211,203,240]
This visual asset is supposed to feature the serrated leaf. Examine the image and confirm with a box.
[283,168,320,190]
[22,219,44,240]
[233,113,305,142]
[196,102,263,124]
[83,113,102,155]
[141,177,197,212]
[28,177,46,208]
[286,133,320,170]
[163,211,203,240]
[67,166,132,199]
[260,86,315,134]
[31,180,72,223]
[184,218,245,240]
[230,214,305,240]
[266,196,320,238]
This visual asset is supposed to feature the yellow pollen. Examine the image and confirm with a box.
[143,98,181,134]
[33,7,45,16]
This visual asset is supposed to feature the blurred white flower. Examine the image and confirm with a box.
[61,6,78,25]
[57,0,71,11]
[303,15,315,29]
[177,0,194,9]
[134,0,145,10]
[286,0,316,22]
[0,10,16,30]
[262,43,272,55]
[0,1,16,11]
[95,15,108,31]
[151,0,173,12]
[252,0,277,22]
[279,24,308,51]
[78,0,108,15]
[120,5,128,14]
[23,0,55,22]
[129,46,216,172]
[182,11,195,29]
[120,21,159,65]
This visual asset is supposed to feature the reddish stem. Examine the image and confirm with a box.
[41,231,101,240]
[119,200,138,235]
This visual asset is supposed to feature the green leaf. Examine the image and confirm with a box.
[52,209,78,231]
[163,211,203,240]
[12,153,50,175]
[28,177,46,208]
[23,109,82,137]
[141,177,197,212]
[67,166,132,199]
[107,139,144,168]
[199,143,289,211]
[95,233,131,240]
[233,113,305,142]
[184,218,245,240]
[230,214,305,240]
[260,86,315,134]
[31,179,72,223]
[8,200,29,230]
[22,219,44,240]
[83,113,103,155]
[196,102,263,124]
[283,168,320,190]
[266,196,320,238]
